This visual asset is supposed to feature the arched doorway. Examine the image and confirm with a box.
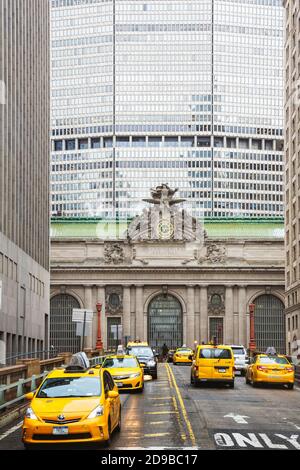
[254,294,285,354]
[148,294,183,352]
[50,294,81,353]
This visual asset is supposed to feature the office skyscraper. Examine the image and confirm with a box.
[51,0,284,219]
[283,0,300,355]
[0,0,50,362]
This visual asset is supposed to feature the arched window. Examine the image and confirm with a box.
[50,294,81,354]
[148,294,183,351]
[254,294,285,354]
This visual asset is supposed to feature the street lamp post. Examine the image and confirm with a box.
[96,302,103,351]
[249,303,256,353]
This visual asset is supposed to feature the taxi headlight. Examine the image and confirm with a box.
[129,373,141,378]
[87,405,104,419]
[25,407,38,420]
[147,360,156,367]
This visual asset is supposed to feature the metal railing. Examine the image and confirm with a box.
[0,371,48,413]
[4,348,57,367]
[89,356,106,367]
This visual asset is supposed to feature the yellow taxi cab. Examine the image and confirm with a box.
[173,346,194,365]
[22,359,121,449]
[245,354,295,389]
[190,344,235,388]
[102,348,144,393]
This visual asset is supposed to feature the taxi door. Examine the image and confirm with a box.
[103,371,118,429]
[196,348,214,380]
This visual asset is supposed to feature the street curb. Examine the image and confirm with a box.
[0,404,26,430]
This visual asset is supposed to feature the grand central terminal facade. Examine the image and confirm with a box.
[50,186,286,354]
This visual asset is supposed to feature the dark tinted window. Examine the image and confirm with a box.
[199,348,232,359]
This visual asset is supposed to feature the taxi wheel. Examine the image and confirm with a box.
[115,408,121,432]
[104,418,112,447]
[152,372,158,380]
[287,383,294,390]
[245,375,251,385]
[190,373,195,385]
[136,384,144,393]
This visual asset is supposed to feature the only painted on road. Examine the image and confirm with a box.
[212,430,300,450]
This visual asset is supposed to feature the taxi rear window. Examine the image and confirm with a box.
[258,356,289,365]
[199,348,232,359]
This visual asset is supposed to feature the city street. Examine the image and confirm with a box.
[1,363,300,451]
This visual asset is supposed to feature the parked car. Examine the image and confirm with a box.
[229,345,248,376]
[167,349,176,363]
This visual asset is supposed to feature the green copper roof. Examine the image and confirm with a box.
[50,217,284,240]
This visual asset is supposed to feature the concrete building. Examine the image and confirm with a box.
[0,0,50,363]
[50,186,285,354]
[283,0,300,358]
[51,0,284,220]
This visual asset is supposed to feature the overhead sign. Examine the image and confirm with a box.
[72,309,94,323]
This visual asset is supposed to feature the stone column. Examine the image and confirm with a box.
[199,285,208,343]
[238,286,247,346]
[225,285,234,344]
[186,286,195,348]
[123,285,131,343]
[135,285,144,341]
[84,286,94,349]
[97,286,106,350]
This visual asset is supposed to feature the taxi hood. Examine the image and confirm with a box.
[108,367,141,375]
[31,397,101,415]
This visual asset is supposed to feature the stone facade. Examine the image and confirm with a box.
[50,194,285,352]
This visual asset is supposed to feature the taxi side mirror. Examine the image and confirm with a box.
[188,355,194,361]
[25,392,34,401]
[140,363,145,368]
[107,390,118,399]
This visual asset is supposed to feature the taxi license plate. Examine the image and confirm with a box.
[116,382,123,388]
[218,368,226,373]
[53,427,68,435]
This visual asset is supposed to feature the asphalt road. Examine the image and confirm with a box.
[1,363,300,450]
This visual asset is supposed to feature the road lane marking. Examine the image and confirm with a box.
[145,411,179,415]
[151,396,173,400]
[144,433,171,438]
[214,432,300,449]
[152,403,172,407]
[166,364,196,447]
[224,413,250,424]
[0,421,23,442]
[172,396,187,442]
[149,421,171,425]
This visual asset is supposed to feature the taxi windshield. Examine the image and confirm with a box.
[129,347,153,358]
[103,357,139,368]
[37,377,101,398]
[258,356,289,365]
[177,348,192,353]
[199,348,232,359]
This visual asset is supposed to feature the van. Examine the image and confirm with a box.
[229,345,248,376]
[190,344,235,388]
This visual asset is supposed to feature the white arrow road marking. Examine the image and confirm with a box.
[224,413,249,424]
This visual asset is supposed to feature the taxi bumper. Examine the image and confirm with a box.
[112,375,143,391]
[173,355,192,364]
[254,371,294,384]
[22,416,109,445]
